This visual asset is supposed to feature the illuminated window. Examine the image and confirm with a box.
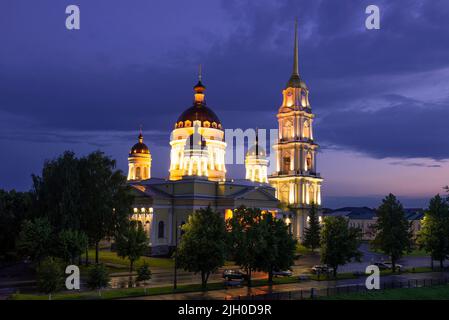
[303,120,310,138]
[203,121,210,128]
[211,122,217,128]
[178,121,183,128]
[185,120,192,127]
[136,167,141,179]
[306,153,312,171]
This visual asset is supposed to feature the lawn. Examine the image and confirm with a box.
[11,282,226,300]
[87,249,174,270]
[323,284,449,300]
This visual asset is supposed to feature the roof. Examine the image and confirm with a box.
[325,207,425,221]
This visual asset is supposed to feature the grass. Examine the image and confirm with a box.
[296,244,319,255]
[10,282,226,300]
[323,284,449,300]
[87,249,174,270]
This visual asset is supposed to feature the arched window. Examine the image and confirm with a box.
[282,151,291,173]
[280,184,290,203]
[303,120,310,138]
[185,120,192,127]
[135,167,141,179]
[282,121,293,140]
[306,153,312,171]
[158,221,165,238]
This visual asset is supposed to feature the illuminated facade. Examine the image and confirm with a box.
[127,132,152,181]
[169,75,226,181]
[268,21,323,241]
[126,23,324,254]
[245,130,269,183]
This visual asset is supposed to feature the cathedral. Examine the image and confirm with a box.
[127,22,323,256]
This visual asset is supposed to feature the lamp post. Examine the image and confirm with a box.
[173,219,178,290]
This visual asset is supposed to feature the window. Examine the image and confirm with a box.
[135,167,141,179]
[303,120,310,138]
[282,121,293,140]
[158,221,165,238]
[283,157,291,173]
[306,153,312,171]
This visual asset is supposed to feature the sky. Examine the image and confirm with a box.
[1,0,448,209]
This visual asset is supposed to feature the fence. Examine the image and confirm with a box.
[226,277,449,300]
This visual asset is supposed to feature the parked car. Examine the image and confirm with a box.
[273,269,293,277]
[374,262,403,272]
[222,269,248,280]
[311,264,333,274]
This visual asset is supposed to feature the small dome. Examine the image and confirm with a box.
[130,133,150,155]
[286,74,308,89]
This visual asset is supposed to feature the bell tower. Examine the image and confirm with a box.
[269,20,323,241]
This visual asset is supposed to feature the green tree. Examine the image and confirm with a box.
[37,257,64,300]
[417,195,449,269]
[372,194,412,272]
[79,151,133,264]
[257,214,297,283]
[116,220,148,272]
[31,151,82,231]
[17,217,53,264]
[0,189,32,260]
[87,263,110,296]
[136,262,152,284]
[227,206,265,286]
[303,203,321,253]
[177,206,227,289]
[320,216,362,278]
[57,229,88,264]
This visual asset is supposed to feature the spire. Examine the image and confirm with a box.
[286,18,306,89]
[292,18,299,76]
[138,125,143,143]
[194,65,206,104]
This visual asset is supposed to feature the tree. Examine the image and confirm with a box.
[87,263,110,296]
[177,206,227,289]
[57,229,88,264]
[372,194,412,272]
[136,262,152,284]
[116,220,148,273]
[417,195,449,269]
[31,151,82,231]
[37,257,64,300]
[17,217,53,265]
[227,206,266,286]
[79,151,133,264]
[320,216,362,278]
[303,203,321,253]
[257,214,297,283]
[0,189,32,260]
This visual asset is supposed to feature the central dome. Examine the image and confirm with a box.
[176,105,222,128]
[175,79,222,130]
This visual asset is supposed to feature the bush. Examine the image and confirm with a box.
[37,257,64,299]
[136,263,152,284]
[87,263,110,293]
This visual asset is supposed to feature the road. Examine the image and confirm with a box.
[1,243,446,299]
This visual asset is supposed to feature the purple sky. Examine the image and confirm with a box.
[1,0,448,208]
